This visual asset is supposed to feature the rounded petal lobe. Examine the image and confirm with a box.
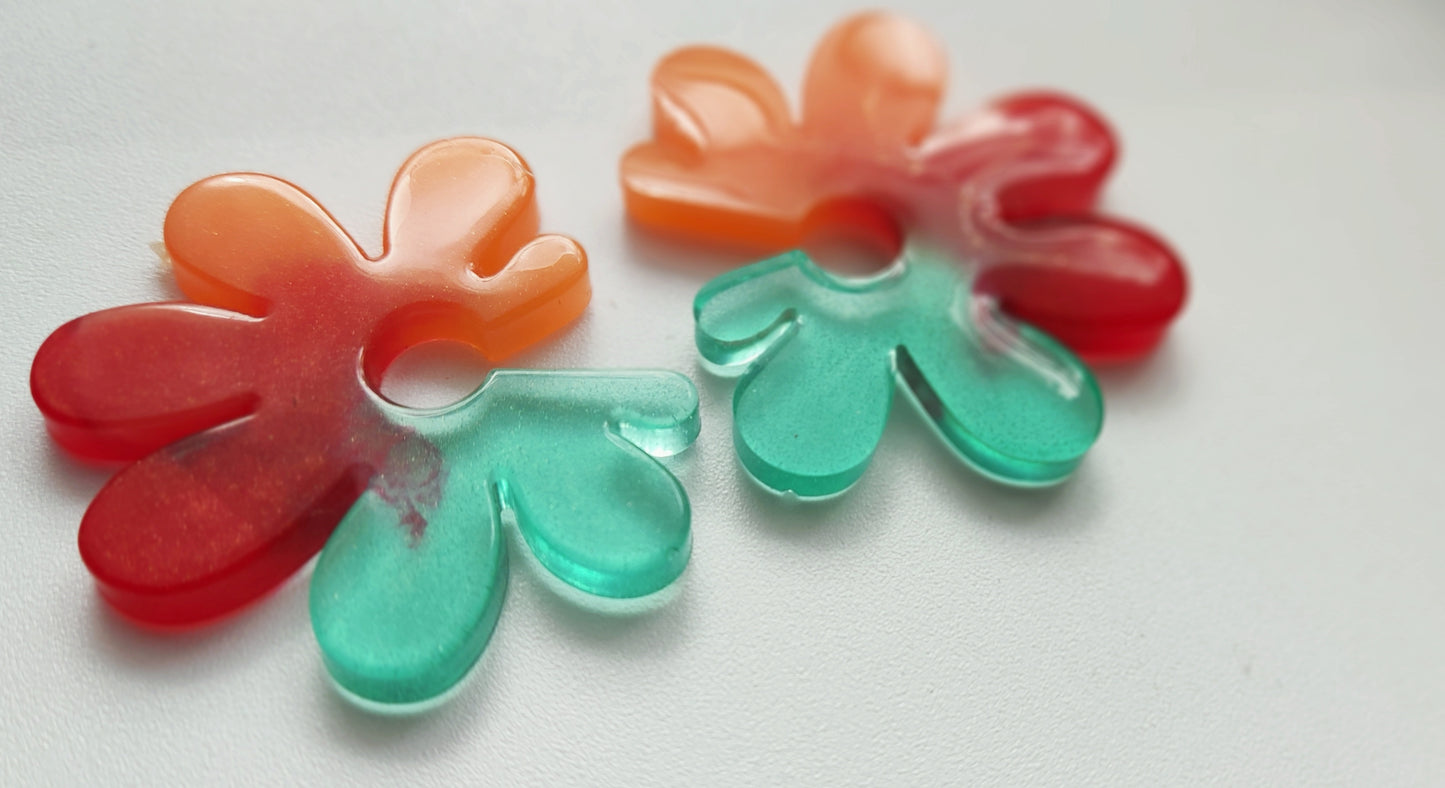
[731,324,894,497]
[801,11,947,148]
[899,294,1103,484]
[311,463,506,707]
[974,215,1188,361]
[79,411,366,626]
[31,303,261,462]
[648,46,794,155]
[696,253,897,496]
[384,137,540,278]
[164,174,363,314]
[481,371,698,598]
[921,91,1118,221]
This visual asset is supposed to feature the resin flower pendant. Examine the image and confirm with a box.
[621,11,1185,495]
[32,138,699,706]
[622,10,1187,362]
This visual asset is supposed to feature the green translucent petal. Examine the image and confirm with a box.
[478,371,698,599]
[311,370,699,707]
[730,319,894,497]
[695,249,1102,496]
[310,478,508,707]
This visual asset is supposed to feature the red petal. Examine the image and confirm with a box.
[31,303,262,462]
[79,409,370,626]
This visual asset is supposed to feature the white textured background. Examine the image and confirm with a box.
[3,0,1444,784]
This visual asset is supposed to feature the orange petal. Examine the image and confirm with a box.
[165,174,364,316]
[649,46,794,155]
[800,11,947,148]
[382,137,539,278]
[621,142,820,250]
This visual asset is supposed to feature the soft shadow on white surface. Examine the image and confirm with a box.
[518,550,693,656]
[736,402,1100,538]
[691,354,1103,548]
[315,544,692,756]
[89,571,312,681]
[38,443,114,510]
[1092,334,1190,410]
[318,645,502,751]
[621,219,769,281]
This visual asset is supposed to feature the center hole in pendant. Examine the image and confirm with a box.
[799,198,905,277]
[378,339,491,409]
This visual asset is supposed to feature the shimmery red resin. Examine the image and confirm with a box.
[31,138,589,627]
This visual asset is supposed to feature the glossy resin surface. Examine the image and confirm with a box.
[31,138,698,706]
[623,11,1187,362]
[697,249,1100,497]
[313,370,698,705]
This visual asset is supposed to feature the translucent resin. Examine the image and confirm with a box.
[31,138,698,706]
[622,11,1187,362]
[697,249,1101,496]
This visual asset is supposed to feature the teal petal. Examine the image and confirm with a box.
[897,288,1103,485]
[311,370,699,707]
[479,371,699,599]
[310,454,506,707]
[732,331,894,497]
[695,248,1102,493]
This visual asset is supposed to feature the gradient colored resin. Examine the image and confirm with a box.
[698,249,1101,496]
[622,11,1188,362]
[312,371,697,705]
[30,138,698,706]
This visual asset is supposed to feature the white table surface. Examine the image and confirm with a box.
[3,0,1443,783]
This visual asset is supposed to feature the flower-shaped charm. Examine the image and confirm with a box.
[32,138,699,706]
[697,248,1099,496]
[622,11,1187,362]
